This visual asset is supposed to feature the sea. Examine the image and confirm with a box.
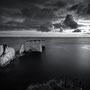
[0,37,90,90]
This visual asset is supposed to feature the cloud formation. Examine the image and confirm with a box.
[0,0,90,31]
[69,1,90,16]
[0,0,87,8]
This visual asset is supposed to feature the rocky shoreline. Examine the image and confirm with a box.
[0,40,45,67]
[26,79,82,90]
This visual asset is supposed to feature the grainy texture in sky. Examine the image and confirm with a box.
[0,0,90,32]
[0,0,88,8]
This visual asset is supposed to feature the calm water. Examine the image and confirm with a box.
[0,37,90,90]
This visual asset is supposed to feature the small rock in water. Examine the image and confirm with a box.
[26,79,82,90]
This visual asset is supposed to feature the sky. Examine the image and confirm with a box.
[0,0,90,32]
[0,0,87,8]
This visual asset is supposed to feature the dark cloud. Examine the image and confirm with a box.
[0,0,46,8]
[22,7,55,19]
[53,1,66,8]
[43,0,66,9]
[0,0,86,8]
[68,1,90,16]
[22,0,46,4]
[1,0,90,31]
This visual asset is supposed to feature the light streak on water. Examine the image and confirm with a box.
[81,45,90,50]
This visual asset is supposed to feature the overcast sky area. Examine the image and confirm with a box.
[0,0,90,33]
[0,0,89,8]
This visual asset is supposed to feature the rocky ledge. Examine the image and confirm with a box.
[0,40,45,67]
[26,79,82,90]
[0,44,15,67]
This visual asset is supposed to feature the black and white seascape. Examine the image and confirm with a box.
[0,0,90,90]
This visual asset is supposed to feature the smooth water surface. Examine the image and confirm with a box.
[0,37,90,90]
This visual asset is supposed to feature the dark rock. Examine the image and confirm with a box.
[45,79,58,89]
[58,79,65,87]
[27,84,53,90]
[0,44,15,67]
[26,79,82,90]
[63,14,78,29]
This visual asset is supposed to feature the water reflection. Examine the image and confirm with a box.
[76,44,90,70]
[81,45,90,50]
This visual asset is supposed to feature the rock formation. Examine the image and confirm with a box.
[19,44,25,55]
[0,44,15,67]
[19,40,44,54]
[27,79,82,90]
[0,45,4,56]
[63,14,78,29]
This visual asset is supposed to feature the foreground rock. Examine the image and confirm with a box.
[0,44,15,67]
[19,40,45,55]
[26,79,82,90]
[63,14,78,29]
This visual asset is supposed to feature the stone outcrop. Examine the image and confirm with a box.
[19,40,44,54]
[0,45,4,56]
[27,79,82,90]
[25,40,42,52]
[63,14,78,29]
[0,44,15,67]
[19,44,25,55]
